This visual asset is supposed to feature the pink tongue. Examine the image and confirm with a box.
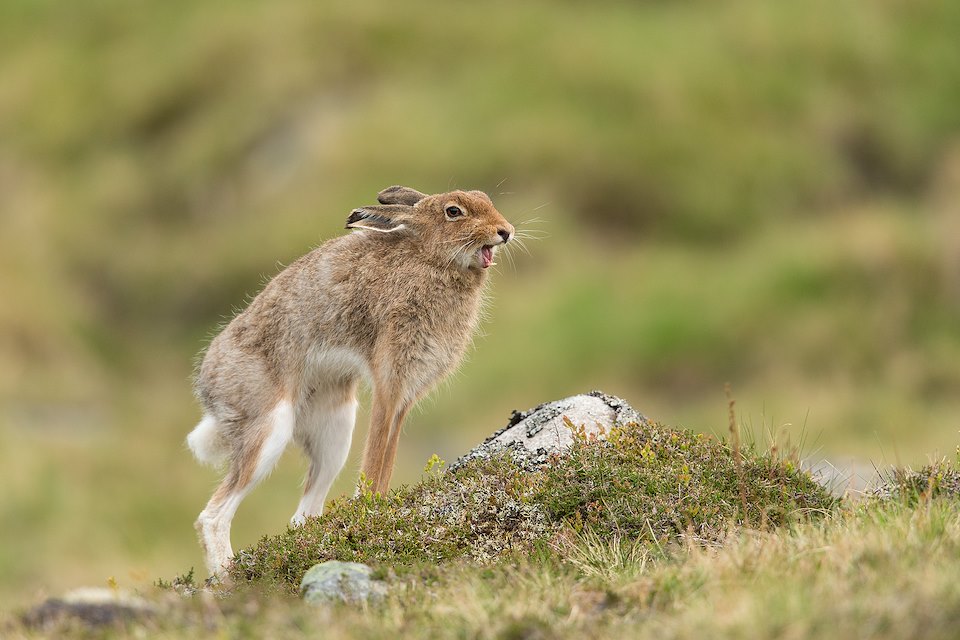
[481,246,493,268]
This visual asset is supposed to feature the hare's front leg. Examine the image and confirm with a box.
[291,381,359,524]
[360,384,411,494]
[379,400,415,490]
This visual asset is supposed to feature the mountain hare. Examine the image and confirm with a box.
[187,185,514,576]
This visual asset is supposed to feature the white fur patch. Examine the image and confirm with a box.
[355,223,407,234]
[186,414,228,467]
[291,396,358,524]
[252,400,295,484]
[303,345,370,390]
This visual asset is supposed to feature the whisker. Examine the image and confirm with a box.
[439,234,473,245]
[446,239,475,269]
[445,247,463,269]
[501,245,517,271]
[514,231,549,239]
[512,237,532,257]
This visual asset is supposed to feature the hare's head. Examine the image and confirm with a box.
[346,186,514,270]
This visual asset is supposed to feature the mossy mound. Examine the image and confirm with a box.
[230,421,837,588]
[231,454,550,586]
[537,422,834,541]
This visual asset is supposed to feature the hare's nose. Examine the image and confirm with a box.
[497,228,511,244]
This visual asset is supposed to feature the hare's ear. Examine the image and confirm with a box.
[345,204,413,233]
[377,185,427,206]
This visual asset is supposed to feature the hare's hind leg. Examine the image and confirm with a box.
[195,399,295,577]
[291,381,359,525]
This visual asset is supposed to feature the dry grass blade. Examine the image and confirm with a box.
[726,384,750,524]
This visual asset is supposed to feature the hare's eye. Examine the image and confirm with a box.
[445,205,464,219]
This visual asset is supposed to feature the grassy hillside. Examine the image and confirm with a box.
[13,501,960,639]
[1,0,959,607]
[6,433,959,639]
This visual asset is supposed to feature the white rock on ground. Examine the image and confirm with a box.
[450,390,647,471]
[451,390,882,499]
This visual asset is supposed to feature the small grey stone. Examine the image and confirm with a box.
[451,390,648,471]
[21,588,156,629]
[300,561,387,605]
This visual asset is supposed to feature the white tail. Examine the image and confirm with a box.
[186,415,229,467]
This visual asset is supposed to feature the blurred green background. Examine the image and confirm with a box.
[2,0,959,607]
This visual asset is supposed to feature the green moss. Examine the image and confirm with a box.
[230,421,837,588]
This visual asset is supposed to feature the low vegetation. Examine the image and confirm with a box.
[10,428,960,639]
[230,420,835,589]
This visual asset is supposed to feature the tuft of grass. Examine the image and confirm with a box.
[154,567,197,594]
[874,460,960,504]
[229,420,837,588]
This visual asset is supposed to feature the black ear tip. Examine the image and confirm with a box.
[346,208,366,225]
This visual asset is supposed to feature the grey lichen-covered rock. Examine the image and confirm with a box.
[451,390,647,471]
[300,561,387,605]
[21,587,156,630]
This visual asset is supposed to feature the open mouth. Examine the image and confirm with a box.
[479,245,495,269]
